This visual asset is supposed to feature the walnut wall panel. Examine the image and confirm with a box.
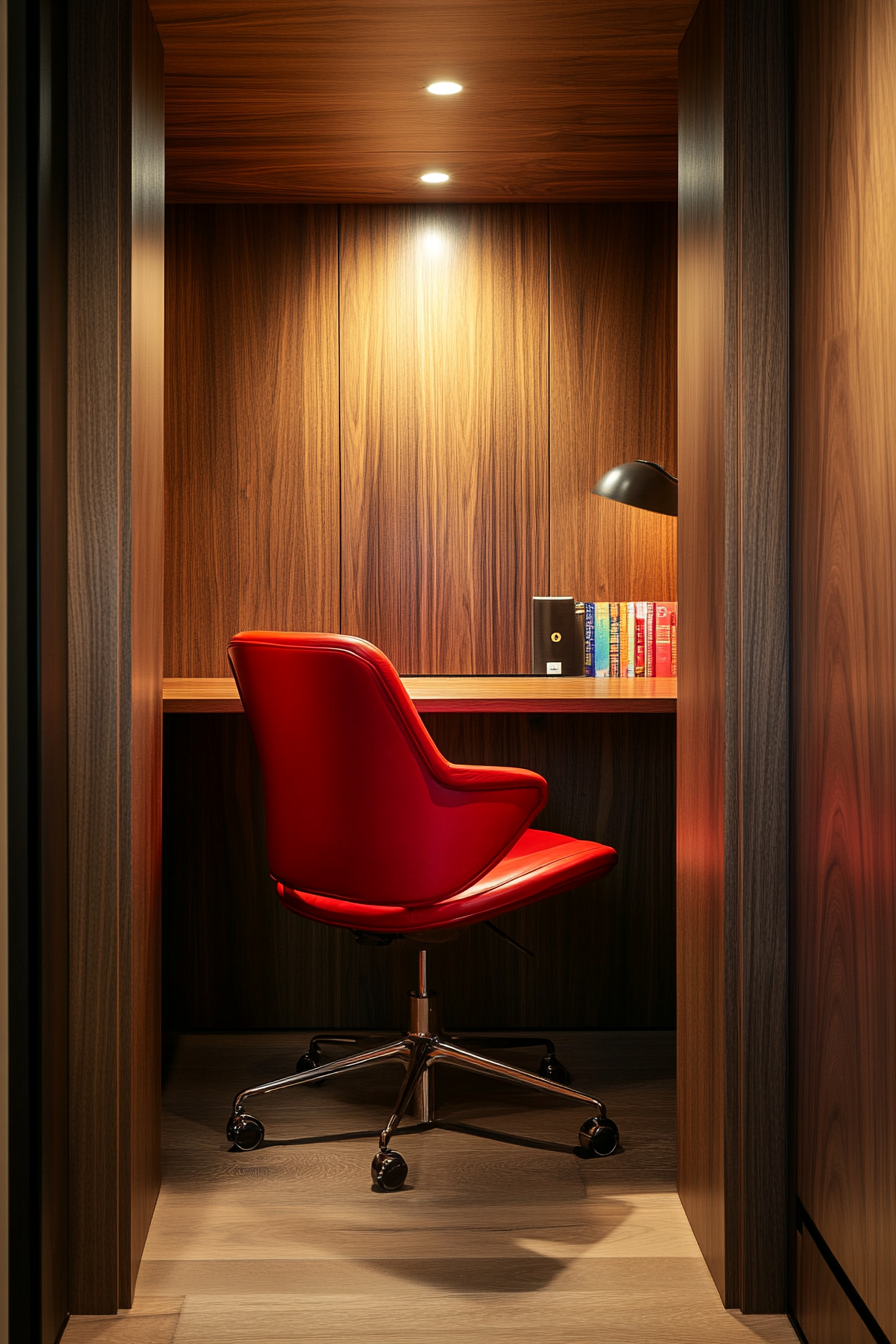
[165,203,678,674]
[340,205,549,674]
[164,205,339,676]
[549,204,677,602]
[792,0,896,1338]
[163,712,676,1032]
[121,0,165,1307]
[68,0,165,1313]
[794,1226,878,1344]
[677,0,789,1313]
[676,0,726,1298]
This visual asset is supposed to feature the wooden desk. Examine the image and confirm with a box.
[163,675,677,714]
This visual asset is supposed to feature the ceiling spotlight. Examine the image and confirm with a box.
[421,172,449,183]
[427,81,462,95]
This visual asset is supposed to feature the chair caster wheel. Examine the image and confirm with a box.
[227,1113,265,1151]
[538,1053,571,1085]
[296,1051,325,1085]
[371,1148,408,1192]
[579,1115,619,1156]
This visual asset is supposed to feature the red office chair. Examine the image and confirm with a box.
[225,631,620,1190]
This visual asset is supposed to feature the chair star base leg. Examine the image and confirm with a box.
[227,963,619,1187]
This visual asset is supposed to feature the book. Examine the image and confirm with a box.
[609,603,621,677]
[579,599,674,677]
[625,601,636,677]
[532,596,581,675]
[594,602,610,677]
[583,602,595,676]
[634,607,646,677]
[655,602,677,677]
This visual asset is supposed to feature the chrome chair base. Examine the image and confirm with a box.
[226,951,620,1189]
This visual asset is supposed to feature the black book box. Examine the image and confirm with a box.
[531,596,583,676]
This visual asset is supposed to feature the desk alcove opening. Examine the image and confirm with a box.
[34,0,800,1338]
[159,197,680,1041]
[152,189,685,1335]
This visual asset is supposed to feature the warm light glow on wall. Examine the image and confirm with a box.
[421,230,445,256]
[426,81,462,95]
[421,172,450,184]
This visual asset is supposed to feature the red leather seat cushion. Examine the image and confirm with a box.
[276,828,617,933]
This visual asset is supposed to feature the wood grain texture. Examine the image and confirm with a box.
[120,0,166,1308]
[62,1034,797,1343]
[677,0,789,1313]
[676,0,726,1301]
[549,204,677,603]
[725,0,789,1313]
[339,205,548,674]
[147,1,697,203]
[162,675,678,714]
[162,712,675,1032]
[791,0,896,1338]
[165,203,678,681]
[68,0,127,1311]
[164,205,339,676]
[68,0,166,1312]
[794,1229,877,1344]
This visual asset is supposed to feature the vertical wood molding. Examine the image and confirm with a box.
[678,0,789,1313]
[792,0,896,1338]
[550,203,678,602]
[677,0,727,1297]
[728,0,789,1313]
[119,0,165,1307]
[68,0,165,1312]
[68,0,123,1311]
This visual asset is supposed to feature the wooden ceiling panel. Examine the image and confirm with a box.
[150,1,698,202]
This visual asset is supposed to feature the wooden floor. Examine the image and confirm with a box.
[63,1032,797,1343]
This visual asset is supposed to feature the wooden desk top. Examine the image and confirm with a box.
[163,675,677,714]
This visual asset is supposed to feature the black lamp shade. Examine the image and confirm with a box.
[592,459,678,517]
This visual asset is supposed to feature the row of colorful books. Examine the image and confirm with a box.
[579,602,677,678]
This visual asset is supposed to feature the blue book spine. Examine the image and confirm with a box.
[595,603,611,677]
[584,602,596,676]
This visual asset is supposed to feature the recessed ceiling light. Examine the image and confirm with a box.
[427,81,462,95]
[421,172,449,183]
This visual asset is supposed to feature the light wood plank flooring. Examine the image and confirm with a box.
[63,1032,797,1343]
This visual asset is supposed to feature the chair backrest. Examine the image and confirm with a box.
[228,632,547,906]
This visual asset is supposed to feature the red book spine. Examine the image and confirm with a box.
[670,604,678,676]
[655,604,672,677]
[646,602,656,676]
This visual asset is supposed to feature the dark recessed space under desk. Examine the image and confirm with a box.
[161,681,676,1035]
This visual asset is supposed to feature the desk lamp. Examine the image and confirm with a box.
[592,459,678,516]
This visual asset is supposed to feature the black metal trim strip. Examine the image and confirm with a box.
[796,1199,891,1344]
